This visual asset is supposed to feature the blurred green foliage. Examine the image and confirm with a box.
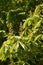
[0,0,43,35]
[0,0,43,65]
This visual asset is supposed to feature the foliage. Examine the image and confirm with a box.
[0,0,43,35]
[0,4,43,65]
